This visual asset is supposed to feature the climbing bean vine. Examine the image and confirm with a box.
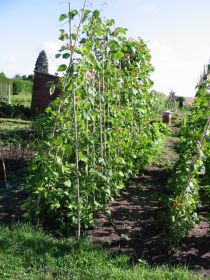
[167,80,210,244]
[25,5,166,235]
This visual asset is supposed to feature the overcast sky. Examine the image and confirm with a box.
[1,0,210,97]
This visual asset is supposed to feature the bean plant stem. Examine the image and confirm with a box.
[52,0,87,137]
[72,86,81,237]
[98,72,104,162]
[102,56,107,160]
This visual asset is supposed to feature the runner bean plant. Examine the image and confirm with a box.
[167,80,210,244]
[25,3,167,235]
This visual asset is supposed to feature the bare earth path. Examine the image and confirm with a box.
[88,136,210,277]
[88,165,169,259]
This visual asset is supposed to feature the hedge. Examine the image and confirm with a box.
[13,79,33,95]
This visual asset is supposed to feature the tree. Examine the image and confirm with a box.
[177,96,185,108]
[34,50,49,74]
[22,74,34,81]
[14,74,22,80]
[0,72,6,77]
[27,74,34,82]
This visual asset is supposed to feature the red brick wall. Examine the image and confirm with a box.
[31,72,61,116]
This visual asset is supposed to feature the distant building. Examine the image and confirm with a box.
[184,97,194,105]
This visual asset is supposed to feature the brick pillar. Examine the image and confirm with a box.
[31,72,61,116]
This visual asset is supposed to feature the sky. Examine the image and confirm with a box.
[1,0,210,97]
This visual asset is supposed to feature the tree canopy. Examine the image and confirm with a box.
[34,50,49,74]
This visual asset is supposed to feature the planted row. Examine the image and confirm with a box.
[166,79,210,243]
[24,6,167,235]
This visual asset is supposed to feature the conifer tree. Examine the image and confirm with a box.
[34,50,49,73]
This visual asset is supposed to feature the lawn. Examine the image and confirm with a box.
[0,224,203,280]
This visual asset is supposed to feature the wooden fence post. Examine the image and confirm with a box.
[8,84,11,104]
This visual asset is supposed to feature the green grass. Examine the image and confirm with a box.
[0,224,204,280]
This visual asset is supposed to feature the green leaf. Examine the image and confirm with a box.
[51,202,60,209]
[83,25,89,31]
[80,38,87,44]
[114,27,127,35]
[79,151,88,163]
[92,10,100,18]
[55,53,61,59]
[106,19,115,27]
[71,33,77,41]
[62,53,70,59]
[68,10,78,20]
[64,181,71,187]
[57,64,67,72]
[113,51,124,60]
[119,171,124,177]
[82,9,91,23]
[89,169,106,180]
[59,14,67,21]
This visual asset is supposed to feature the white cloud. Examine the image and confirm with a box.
[149,41,177,64]
[42,41,61,74]
[148,40,197,97]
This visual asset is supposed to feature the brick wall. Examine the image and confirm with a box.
[31,72,61,116]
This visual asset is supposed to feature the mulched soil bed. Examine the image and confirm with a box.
[0,188,29,224]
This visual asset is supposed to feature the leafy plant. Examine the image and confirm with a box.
[0,102,31,119]
[166,81,210,244]
[24,4,167,235]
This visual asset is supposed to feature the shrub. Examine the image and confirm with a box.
[0,101,31,119]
